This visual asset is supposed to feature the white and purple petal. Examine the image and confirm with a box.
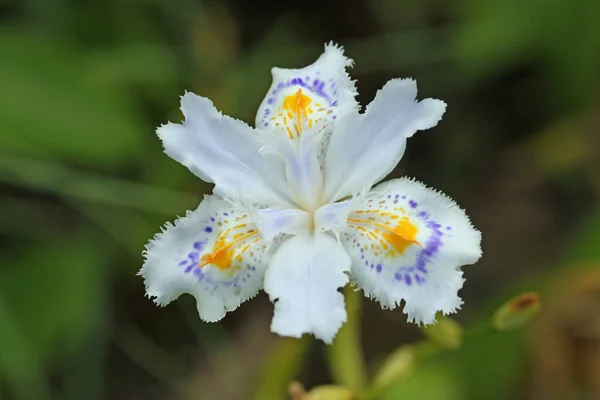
[342,178,481,324]
[256,42,358,137]
[140,196,271,322]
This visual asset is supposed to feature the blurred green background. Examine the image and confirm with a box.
[1,0,600,399]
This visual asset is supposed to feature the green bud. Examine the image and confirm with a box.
[306,385,355,400]
[422,315,463,349]
[373,345,416,387]
[493,292,541,331]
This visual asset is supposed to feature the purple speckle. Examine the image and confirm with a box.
[376,264,382,273]
[204,226,213,233]
[402,196,406,199]
[251,266,256,271]
[364,260,369,266]
[418,211,427,217]
[405,274,412,286]
[267,98,275,105]
[291,78,298,84]
[185,262,196,274]
[409,200,418,208]
[277,82,285,89]
[395,272,403,281]
[223,212,229,216]
[178,260,187,266]
[264,122,268,127]
[446,226,452,231]
[210,217,215,222]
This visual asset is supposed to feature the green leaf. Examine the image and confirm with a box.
[0,32,144,167]
[0,236,103,360]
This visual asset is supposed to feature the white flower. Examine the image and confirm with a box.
[139,43,482,343]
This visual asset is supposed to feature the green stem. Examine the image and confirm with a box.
[250,337,311,400]
[326,286,368,392]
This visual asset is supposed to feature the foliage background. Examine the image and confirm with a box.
[1,0,600,399]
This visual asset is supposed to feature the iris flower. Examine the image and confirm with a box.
[140,43,482,343]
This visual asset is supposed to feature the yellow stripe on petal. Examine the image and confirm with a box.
[348,206,420,258]
[198,222,260,272]
[282,89,312,136]
[348,214,420,257]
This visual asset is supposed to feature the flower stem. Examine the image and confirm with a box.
[250,337,311,400]
[326,285,368,392]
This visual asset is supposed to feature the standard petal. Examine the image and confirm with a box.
[323,79,446,202]
[264,233,351,343]
[341,178,481,325]
[139,196,271,322]
[258,126,324,210]
[256,42,358,137]
[157,92,291,206]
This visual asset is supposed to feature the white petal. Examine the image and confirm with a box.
[157,92,291,206]
[323,79,446,202]
[139,196,271,322]
[256,42,358,137]
[256,208,312,243]
[264,233,351,343]
[341,178,481,324]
